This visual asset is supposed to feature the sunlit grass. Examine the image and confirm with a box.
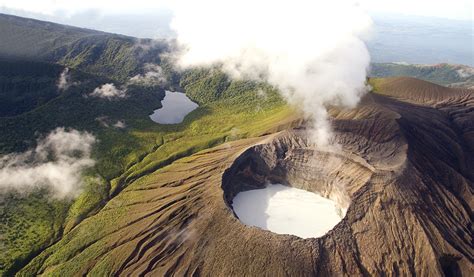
[0,66,294,275]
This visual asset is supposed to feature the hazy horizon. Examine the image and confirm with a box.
[1,7,472,66]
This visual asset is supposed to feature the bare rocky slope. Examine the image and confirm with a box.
[18,77,473,276]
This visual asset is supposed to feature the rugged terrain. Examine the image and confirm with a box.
[0,14,291,275]
[14,77,473,276]
[0,14,473,276]
[371,63,474,89]
[0,13,171,82]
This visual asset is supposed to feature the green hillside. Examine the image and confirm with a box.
[0,58,65,117]
[0,14,293,276]
[0,61,290,276]
[0,59,165,275]
[3,13,471,276]
[370,62,474,89]
[0,13,169,82]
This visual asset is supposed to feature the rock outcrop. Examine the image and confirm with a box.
[19,78,473,276]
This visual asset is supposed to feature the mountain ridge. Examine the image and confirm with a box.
[0,14,472,276]
[370,62,474,89]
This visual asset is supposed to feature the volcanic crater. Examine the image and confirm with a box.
[222,130,388,237]
[19,78,473,276]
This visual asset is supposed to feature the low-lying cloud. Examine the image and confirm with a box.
[57,67,71,91]
[89,83,127,99]
[170,0,372,147]
[113,120,126,129]
[456,67,474,78]
[0,128,96,198]
[129,63,168,86]
[95,116,126,129]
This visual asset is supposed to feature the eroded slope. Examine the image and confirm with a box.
[19,78,473,276]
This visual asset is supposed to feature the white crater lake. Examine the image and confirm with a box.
[232,184,343,239]
[150,91,198,124]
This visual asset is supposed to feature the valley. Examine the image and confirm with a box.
[149,91,199,124]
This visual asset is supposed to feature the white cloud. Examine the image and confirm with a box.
[113,120,126,129]
[57,67,70,90]
[94,117,126,129]
[0,128,96,198]
[129,63,167,86]
[89,83,127,99]
[95,116,109,128]
[170,0,371,146]
[457,67,474,78]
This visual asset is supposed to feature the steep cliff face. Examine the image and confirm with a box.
[19,78,473,276]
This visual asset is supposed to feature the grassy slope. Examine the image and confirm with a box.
[0,58,65,117]
[0,190,69,276]
[0,59,293,275]
[14,63,469,276]
[3,26,471,272]
[0,63,166,275]
[0,13,169,82]
[0,14,176,274]
[18,88,293,276]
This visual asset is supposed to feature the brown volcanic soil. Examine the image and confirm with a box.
[20,77,473,276]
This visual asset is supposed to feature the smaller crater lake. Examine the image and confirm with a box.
[150,91,199,124]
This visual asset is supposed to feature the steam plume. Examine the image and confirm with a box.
[170,0,372,146]
[0,128,95,198]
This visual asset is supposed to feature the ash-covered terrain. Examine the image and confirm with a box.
[14,77,473,276]
[0,10,473,277]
